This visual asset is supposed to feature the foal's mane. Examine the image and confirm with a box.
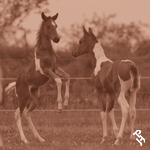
[36,21,45,50]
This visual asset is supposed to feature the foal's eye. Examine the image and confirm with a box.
[79,41,82,44]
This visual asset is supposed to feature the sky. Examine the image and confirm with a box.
[21,0,150,47]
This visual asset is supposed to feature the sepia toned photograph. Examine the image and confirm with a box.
[0,0,150,150]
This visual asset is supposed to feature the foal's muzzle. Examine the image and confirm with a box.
[53,37,60,43]
[72,50,78,57]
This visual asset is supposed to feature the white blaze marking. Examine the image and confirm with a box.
[93,41,112,76]
[52,21,56,27]
[34,52,45,75]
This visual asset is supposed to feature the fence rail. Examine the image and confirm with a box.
[1,77,150,80]
[1,57,150,60]
[0,109,150,112]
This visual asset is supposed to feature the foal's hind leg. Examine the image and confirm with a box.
[24,108,45,142]
[15,108,29,144]
[100,111,108,144]
[114,77,131,145]
[109,108,119,137]
[0,134,3,148]
[15,82,30,144]
[107,93,119,138]
[129,90,137,142]
[24,88,45,142]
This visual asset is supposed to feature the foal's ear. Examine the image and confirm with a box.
[52,13,58,20]
[41,12,47,21]
[89,27,93,34]
[89,27,98,42]
[83,26,89,35]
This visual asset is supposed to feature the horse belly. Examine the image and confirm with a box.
[26,72,49,87]
[23,64,49,87]
[92,74,103,91]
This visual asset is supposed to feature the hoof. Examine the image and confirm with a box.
[114,138,121,145]
[100,137,107,144]
[130,140,136,146]
[114,129,119,138]
[63,104,68,109]
[0,137,3,148]
[39,138,45,143]
[58,109,62,113]
[22,139,30,144]
[25,141,30,144]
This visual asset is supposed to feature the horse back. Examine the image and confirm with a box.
[93,60,139,93]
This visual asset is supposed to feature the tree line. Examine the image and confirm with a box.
[0,1,150,109]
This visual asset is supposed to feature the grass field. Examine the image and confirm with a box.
[0,110,150,150]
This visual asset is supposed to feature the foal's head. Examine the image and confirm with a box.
[72,26,98,57]
[41,12,60,43]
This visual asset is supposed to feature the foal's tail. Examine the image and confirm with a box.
[4,82,16,94]
[0,81,16,105]
[129,64,141,92]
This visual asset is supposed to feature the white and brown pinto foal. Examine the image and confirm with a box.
[72,27,140,145]
[6,12,70,144]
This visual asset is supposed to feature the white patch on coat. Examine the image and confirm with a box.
[34,52,45,75]
[93,41,112,76]
[121,60,133,63]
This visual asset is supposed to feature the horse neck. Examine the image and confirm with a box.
[89,41,110,68]
[36,34,55,54]
[36,22,55,54]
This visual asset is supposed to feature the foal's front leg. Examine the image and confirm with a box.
[44,68,63,112]
[54,77,63,112]
[63,79,70,108]
[97,92,108,144]
[55,67,70,108]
